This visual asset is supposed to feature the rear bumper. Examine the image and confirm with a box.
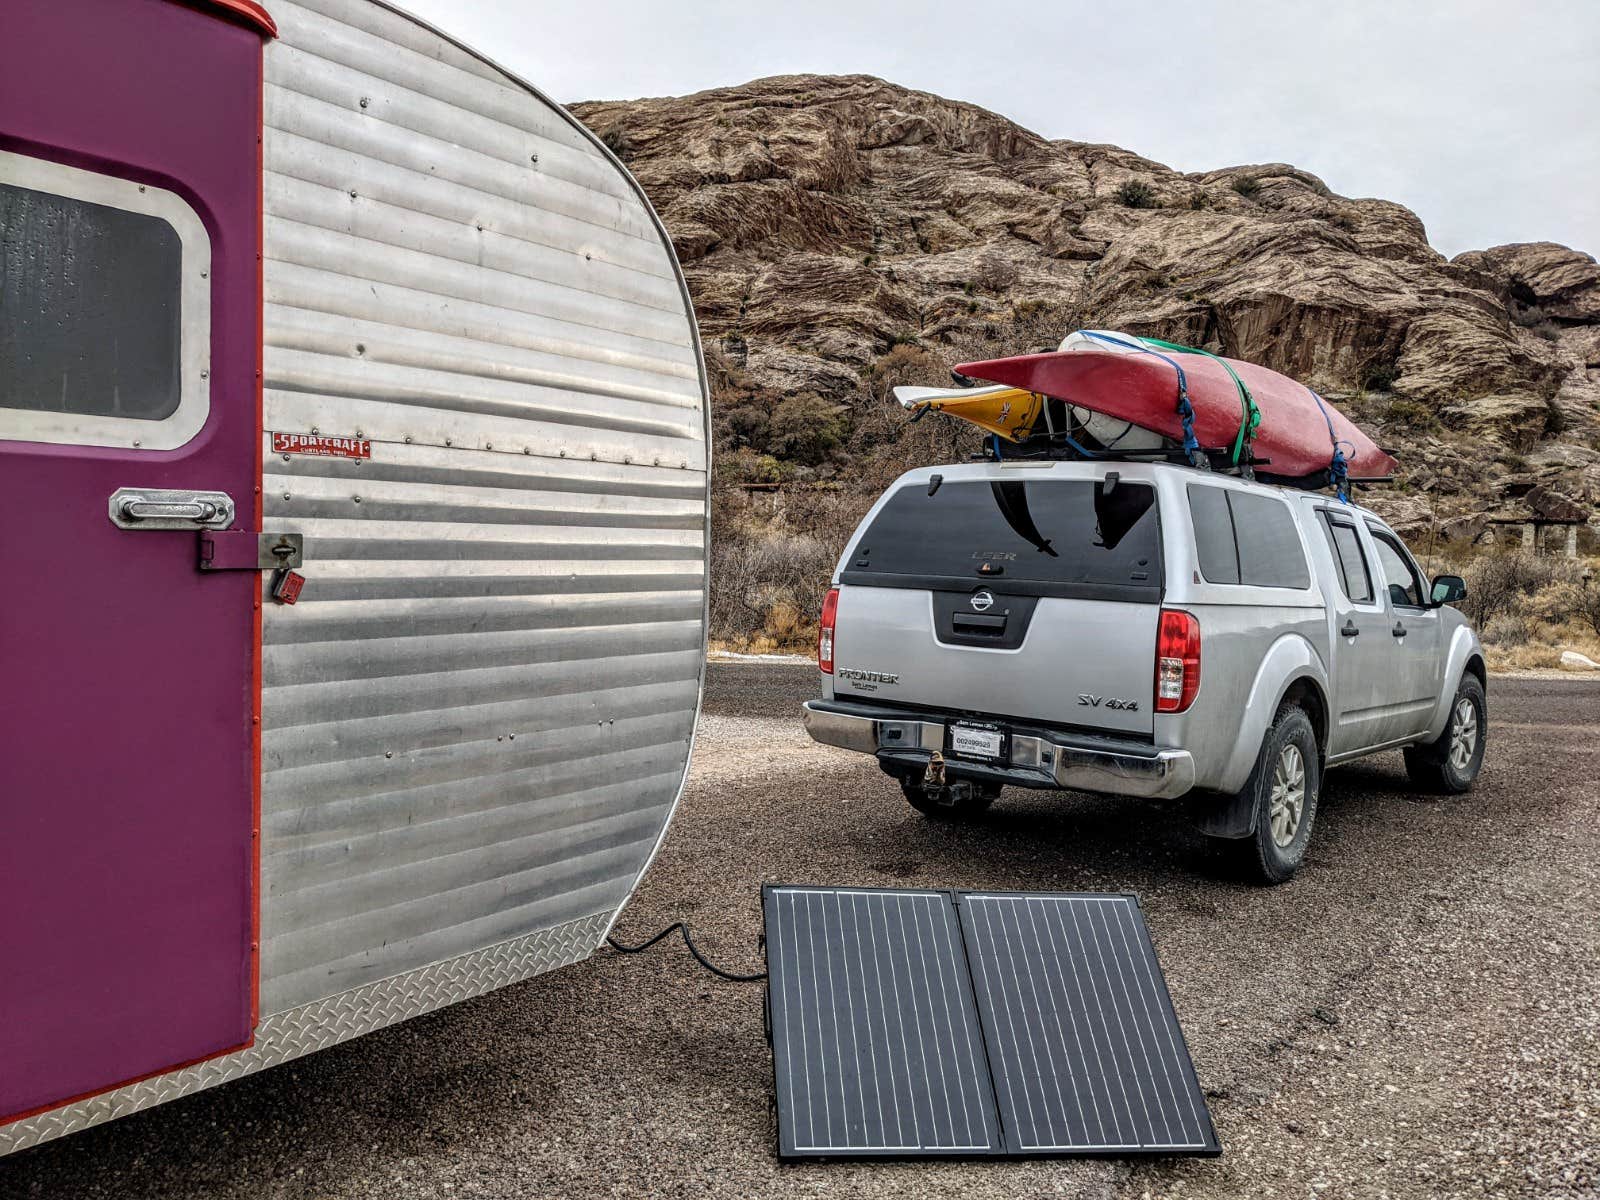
[801,699,1195,801]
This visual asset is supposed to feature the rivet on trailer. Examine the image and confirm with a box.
[0,0,710,1153]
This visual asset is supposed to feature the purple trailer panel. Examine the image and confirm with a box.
[0,0,268,1120]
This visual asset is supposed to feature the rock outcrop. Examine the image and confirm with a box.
[574,75,1600,527]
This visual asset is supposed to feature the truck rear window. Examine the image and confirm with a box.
[842,478,1161,600]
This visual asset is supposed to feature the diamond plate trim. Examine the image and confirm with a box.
[1,911,611,1156]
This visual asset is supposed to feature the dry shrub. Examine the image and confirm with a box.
[1451,551,1600,671]
[1532,576,1600,637]
[1458,552,1567,629]
[1481,613,1532,648]
[709,528,833,649]
[709,488,873,650]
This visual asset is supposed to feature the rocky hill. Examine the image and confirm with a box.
[574,74,1600,537]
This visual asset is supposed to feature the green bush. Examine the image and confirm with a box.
[1384,398,1437,429]
[1232,176,1263,200]
[1362,361,1399,392]
[768,391,850,466]
[598,126,632,161]
[1115,180,1159,209]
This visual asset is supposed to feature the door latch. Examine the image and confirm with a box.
[198,531,303,571]
[198,531,308,605]
[110,487,234,530]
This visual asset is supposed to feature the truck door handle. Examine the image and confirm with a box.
[109,487,235,530]
[1341,620,1360,638]
[1392,621,1407,638]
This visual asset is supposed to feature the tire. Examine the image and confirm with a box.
[1403,673,1486,794]
[900,775,999,820]
[1229,704,1321,885]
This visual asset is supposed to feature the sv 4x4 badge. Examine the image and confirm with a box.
[1079,694,1139,711]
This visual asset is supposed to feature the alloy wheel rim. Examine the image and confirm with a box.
[1448,697,1479,772]
[1268,743,1307,848]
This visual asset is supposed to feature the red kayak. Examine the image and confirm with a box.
[955,334,1396,481]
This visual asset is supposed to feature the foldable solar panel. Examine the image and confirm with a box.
[762,886,1219,1160]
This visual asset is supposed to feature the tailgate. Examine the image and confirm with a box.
[830,586,1157,735]
[829,473,1162,737]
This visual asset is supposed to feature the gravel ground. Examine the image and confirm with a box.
[7,664,1597,1199]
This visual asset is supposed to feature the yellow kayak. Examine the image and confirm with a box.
[893,383,1045,443]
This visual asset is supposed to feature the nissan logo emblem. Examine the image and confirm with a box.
[970,590,995,613]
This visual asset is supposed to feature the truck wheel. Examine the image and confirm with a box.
[901,776,998,820]
[1403,674,1486,794]
[1231,704,1321,885]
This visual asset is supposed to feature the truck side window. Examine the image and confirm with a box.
[1318,514,1374,603]
[1187,483,1239,584]
[1230,491,1311,589]
[1187,484,1310,589]
[1368,528,1425,609]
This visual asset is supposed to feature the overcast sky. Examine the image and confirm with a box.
[402,0,1598,259]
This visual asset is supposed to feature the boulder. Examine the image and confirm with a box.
[1453,242,1600,322]
[1525,485,1592,524]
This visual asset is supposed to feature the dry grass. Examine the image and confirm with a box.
[1484,628,1600,672]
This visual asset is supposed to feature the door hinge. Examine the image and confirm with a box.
[198,531,304,571]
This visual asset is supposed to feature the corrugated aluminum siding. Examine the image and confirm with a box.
[259,0,708,1014]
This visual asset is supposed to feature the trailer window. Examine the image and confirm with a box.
[1187,484,1311,589]
[0,149,210,449]
[844,478,1161,599]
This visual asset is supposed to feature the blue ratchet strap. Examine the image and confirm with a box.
[1062,431,1108,459]
[1076,330,1206,468]
[1306,386,1354,502]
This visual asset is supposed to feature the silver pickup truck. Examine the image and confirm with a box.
[802,460,1487,883]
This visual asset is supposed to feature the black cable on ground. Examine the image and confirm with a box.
[605,922,767,983]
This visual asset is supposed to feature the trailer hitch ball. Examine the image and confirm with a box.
[926,751,946,789]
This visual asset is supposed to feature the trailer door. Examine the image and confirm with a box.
[0,0,271,1123]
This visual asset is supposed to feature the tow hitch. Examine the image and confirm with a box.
[919,752,983,808]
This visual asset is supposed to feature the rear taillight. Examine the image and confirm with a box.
[1155,609,1201,713]
[818,587,840,674]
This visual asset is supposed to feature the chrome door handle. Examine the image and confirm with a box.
[109,488,235,530]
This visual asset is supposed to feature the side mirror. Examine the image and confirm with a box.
[1431,574,1467,606]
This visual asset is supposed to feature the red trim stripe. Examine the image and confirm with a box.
[180,0,278,38]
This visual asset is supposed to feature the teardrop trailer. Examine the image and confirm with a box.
[1,0,708,1153]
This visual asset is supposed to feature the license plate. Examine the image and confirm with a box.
[948,722,1005,762]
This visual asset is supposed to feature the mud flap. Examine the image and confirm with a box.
[1190,788,1258,839]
